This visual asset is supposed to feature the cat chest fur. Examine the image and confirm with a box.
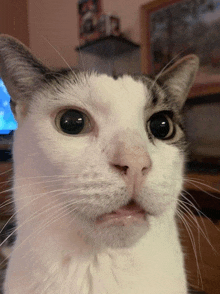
[5,216,186,294]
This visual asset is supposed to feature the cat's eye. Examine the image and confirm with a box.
[56,109,90,135]
[148,112,175,140]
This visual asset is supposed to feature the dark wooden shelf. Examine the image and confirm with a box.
[76,35,140,58]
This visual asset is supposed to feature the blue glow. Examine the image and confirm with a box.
[0,79,17,134]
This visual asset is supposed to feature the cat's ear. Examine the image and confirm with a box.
[157,54,199,108]
[0,35,49,117]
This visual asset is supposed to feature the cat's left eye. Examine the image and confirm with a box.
[148,112,175,140]
[56,109,91,135]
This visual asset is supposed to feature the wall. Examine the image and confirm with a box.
[28,0,79,68]
[0,0,29,46]
[28,0,152,71]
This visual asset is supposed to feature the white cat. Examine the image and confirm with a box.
[0,35,199,294]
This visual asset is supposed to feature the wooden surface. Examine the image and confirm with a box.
[0,163,13,219]
[179,214,220,294]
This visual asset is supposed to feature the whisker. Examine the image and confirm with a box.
[180,193,220,242]
[185,179,220,198]
[2,202,83,272]
[0,167,13,177]
[0,204,76,270]
[41,36,76,77]
[0,187,75,234]
[0,203,89,273]
[0,174,81,198]
[0,181,73,210]
[0,190,87,248]
[177,209,203,287]
[181,191,220,231]
[149,51,185,91]
[178,198,217,253]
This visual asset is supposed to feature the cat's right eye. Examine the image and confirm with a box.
[56,109,90,135]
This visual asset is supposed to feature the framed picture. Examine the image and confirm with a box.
[140,0,220,97]
[78,0,102,45]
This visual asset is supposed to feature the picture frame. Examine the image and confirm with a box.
[140,0,220,97]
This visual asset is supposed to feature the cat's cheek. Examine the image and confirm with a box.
[138,143,184,216]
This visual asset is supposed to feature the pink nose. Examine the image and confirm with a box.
[106,133,152,194]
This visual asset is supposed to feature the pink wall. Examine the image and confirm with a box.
[28,0,152,68]
[28,0,79,68]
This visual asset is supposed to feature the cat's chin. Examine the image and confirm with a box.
[91,218,149,248]
[77,201,150,249]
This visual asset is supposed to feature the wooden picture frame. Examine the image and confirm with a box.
[140,0,220,97]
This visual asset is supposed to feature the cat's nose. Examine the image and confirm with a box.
[111,147,151,177]
[109,140,152,193]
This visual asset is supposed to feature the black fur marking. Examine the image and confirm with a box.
[150,86,159,106]
[131,74,161,108]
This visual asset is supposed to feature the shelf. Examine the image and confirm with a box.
[76,35,140,58]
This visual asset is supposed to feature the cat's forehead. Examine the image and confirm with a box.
[87,74,150,107]
[42,72,153,115]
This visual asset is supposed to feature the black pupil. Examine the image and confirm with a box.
[149,114,170,139]
[60,110,84,134]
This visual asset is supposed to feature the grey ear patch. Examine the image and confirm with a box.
[0,35,50,107]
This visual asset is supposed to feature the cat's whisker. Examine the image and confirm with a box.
[178,202,203,256]
[0,174,81,198]
[33,205,79,240]
[0,167,13,176]
[0,204,79,271]
[149,52,185,92]
[0,187,88,239]
[184,176,206,182]
[179,195,218,253]
[0,174,108,211]
[0,194,87,252]
[182,187,220,232]
[0,188,87,233]
[0,198,62,248]
[181,189,202,211]
[176,210,203,288]
[185,179,220,198]
[178,199,215,253]
[0,188,72,234]
[0,182,73,210]
[150,46,193,93]
[41,36,76,77]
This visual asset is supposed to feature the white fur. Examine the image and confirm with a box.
[4,74,187,293]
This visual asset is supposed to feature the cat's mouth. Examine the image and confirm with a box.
[95,200,146,226]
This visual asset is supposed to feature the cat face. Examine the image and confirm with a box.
[0,35,199,248]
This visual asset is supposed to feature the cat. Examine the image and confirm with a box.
[0,35,199,294]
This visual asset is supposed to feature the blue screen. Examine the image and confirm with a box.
[0,79,17,134]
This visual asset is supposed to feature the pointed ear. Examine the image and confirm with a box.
[0,35,50,117]
[157,54,199,108]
